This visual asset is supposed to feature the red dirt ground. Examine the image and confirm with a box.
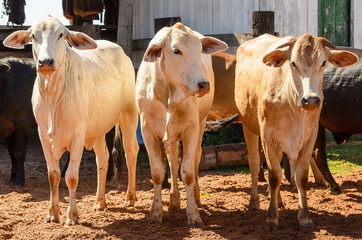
[0,132,361,240]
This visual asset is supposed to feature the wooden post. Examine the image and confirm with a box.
[117,0,134,58]
[252,11,275,38]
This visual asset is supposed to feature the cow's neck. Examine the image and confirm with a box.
[156,60,191,111]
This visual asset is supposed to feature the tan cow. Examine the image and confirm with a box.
[235,34,358,231]
[3,15,139,225]
[136,23,227,227]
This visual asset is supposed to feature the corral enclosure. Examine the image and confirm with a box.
[0,132,361,239]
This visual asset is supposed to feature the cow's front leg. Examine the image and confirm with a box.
[141,126,165,224]
[39,128,61,223]
[65,139,84,225]
[295,137,315,231]
[261,137,283,232]
[194,118,207,207]
[181,126,203,228]
[93,135,109,211]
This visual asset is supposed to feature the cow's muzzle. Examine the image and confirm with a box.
[193,80,210,97]
[301,96,321,110]
[37,58,56,74]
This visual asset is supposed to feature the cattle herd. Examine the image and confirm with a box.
[0,14,360,232]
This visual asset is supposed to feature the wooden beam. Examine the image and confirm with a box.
[117,0,134,57]
[252,11,275,38]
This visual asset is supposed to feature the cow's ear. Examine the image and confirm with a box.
[0,63,10,74]
[200,37,228,54]
[65,30,98,50]
[144,27,169,62]
[262,49,289,67]
[326,50,358,68]
[3,29,32,49]
[144,44,162,62]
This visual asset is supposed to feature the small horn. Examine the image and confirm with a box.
[276,37,297,49]
[318,37,337,50]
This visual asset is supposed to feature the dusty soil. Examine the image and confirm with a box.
[0,132,361,240]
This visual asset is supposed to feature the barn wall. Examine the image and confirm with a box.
[133,0,318,39]
[353,0,362,48]
[270,0,318,37]
[133,0,268,39]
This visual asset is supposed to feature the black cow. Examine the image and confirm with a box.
[0,57,37,186]
[310,47,362,194]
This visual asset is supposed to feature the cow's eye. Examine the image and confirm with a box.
[173,48,182,55]
[291,61,296,67]
[58,33,64,39]
[322,61,327,67]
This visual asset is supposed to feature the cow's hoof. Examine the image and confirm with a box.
[9,178,24,187]
[93,203,106,211]
[188,218,204,229]
[263,222,278,232]
[125,193,137,206]
[46,215,59,223]
[329,185,342,195]
[151,213,163,224]
[248,197,260,211]
[300,222,314,232]
[65,219,78,226]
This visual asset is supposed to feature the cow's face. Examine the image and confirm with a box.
[3,15,97,77]
[143,23,227,103]
[263,34,358,110]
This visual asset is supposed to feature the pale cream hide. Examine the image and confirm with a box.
[136,23,227,227]
[3,15,139,225]
[235,34,358,231]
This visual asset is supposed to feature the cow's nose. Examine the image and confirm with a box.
[38,58,54,67]
[197,81,210,92]
[301,96,321,110]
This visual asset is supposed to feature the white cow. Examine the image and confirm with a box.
[3,15,139,225]
[136,23,227,227]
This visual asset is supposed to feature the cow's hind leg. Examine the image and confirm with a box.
[65,139,84,225]
[166,141,181,211]
[243,125,260,210]
[141,126,165,223]
[261,138,282,232]
[119,111,139,206]
[314,126,341,195]
[93,135,109,210]
[38,129,61,223]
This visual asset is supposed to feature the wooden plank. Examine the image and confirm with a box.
[117,0,134,57]
[296,0,308,37]
[353,0,362,48]
[308,0,318,36]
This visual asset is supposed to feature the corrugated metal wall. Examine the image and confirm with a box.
[133,0,318,39]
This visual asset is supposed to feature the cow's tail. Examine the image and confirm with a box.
[112,123,125,188]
